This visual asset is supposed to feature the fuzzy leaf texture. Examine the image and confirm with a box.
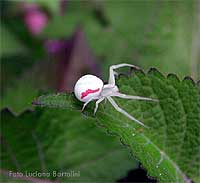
[1,107,136,182]
[33,68,200,183]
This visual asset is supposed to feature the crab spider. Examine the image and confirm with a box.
[74,63,158,128]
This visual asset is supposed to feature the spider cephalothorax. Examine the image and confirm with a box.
[74,63,158,128]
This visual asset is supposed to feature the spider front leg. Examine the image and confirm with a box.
[107,96,149,128]
[94,97,105,115]
[108,63,140,86]
[82,97,98,112]
[112,92,159,102]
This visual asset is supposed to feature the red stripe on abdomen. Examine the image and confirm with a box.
[81,88,100,99]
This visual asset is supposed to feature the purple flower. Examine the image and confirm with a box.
[23,3,48,35]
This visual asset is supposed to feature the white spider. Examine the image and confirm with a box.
[74,63,158,128]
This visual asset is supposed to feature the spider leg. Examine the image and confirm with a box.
[112,92,158,102]
[104,97,107,104]
[108,63,140,86]
[94,97,105,115]
[82,97,98,112]
[107,96,149,128]
[113,71,119,77]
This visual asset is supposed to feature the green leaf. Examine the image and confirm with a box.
[102,1,197,78]
[42,5,100,39]
[0,108,137,182]
[0,174,31,183]
[0,59,56,115]
[26,0,60,15]
[33,69,200,183]
[0,54,36,92]
[0,26,26,58]
[42,1,199,80]
[0,78,38,115]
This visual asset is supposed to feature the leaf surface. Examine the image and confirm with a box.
[0,26,26,58]
[33,69,200,183]
[0,108,137,182]
[42,1,199,80]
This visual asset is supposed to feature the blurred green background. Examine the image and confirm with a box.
[0,0,199,182]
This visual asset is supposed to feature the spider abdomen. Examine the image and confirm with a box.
[74,75,104,102]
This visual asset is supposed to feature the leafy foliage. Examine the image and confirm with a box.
[0,107,137,182]
[0,58,56,114]
[33,68,200,183]
[0,26,26,58]
[0,174,30,183]
[2,1,199,114]
[42,1,199,80]
[0,79,38,115]
[1,1,199,182]
[26,0,60,15]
